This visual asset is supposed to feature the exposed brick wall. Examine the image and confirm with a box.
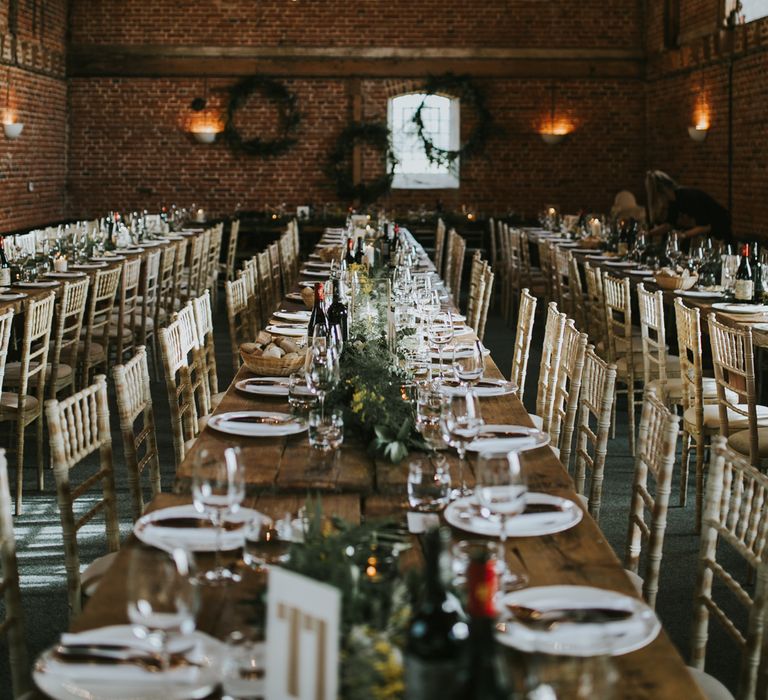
[0,0,68,233]
[69,0,643,49]
[646,0,768,237]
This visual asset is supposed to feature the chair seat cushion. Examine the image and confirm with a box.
[4,362,73,386]
[78,341,105,362]
[727,427,768,459]
[687,667,734,700]
[684,404,768,432]
[0,392,40,416]
[81,552,118,597]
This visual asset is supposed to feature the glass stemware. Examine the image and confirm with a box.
[665,231,682,267]
[126,547,198,671]
[428,311,454,379]
[416,382,447,451]
[440,388,483,498]
[305,335,340,417]
[192,446,246,585]
[452,340,484,386]
[475,449,528,590]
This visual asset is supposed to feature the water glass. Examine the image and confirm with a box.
[428,311,454,378]
[287,372,317,414]
[242,516,289,571]
[452,341,484,386]
[308,408,344,452]
[416,383,446,450]
[126,547,198,671]
[407,457,451,512]
[222,630,265,700]
[440,389,483,497]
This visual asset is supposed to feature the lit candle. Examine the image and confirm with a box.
[590,218,601,238]
[53,255,67,273]
[195,208,205,222]
[364,243,375,267]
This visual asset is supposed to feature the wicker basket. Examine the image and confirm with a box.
[654,273,698,291]
[240,347,306,376]
[318,246,344,262]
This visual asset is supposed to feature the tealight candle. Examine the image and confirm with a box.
[53,255,67,273]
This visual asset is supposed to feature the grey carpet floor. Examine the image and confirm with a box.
[0,293,744,698]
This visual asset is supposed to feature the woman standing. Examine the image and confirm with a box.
[645,170,732,244]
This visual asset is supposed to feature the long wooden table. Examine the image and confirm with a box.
[43,231,706,699]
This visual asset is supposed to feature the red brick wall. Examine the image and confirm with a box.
[646,0,768,237]
[0,0,68,233]
[69,0,642,49]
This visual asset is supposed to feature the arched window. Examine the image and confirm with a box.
[388,93,460,189]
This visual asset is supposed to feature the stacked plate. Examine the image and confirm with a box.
[207,411,306,437]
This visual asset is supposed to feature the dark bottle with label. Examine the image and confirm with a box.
[327,277,348,345]
[735,243,754,302]
[752,242,764,303]
[345,238,356,267]
[355,236,366,265]
[454,547,511,700]
[404,528,467,700]
[0,237,11,287]
[307,283,329,340]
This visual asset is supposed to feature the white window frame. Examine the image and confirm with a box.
[740,0,768,23]
[388,92,460,190]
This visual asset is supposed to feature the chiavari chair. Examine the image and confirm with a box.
[636,284,681,406]
[487,217,497,274]
[110,256,142,362]
[0,309,13,396]
[241,256,263,335]
[156,240,176,326]
[603,272,641,454]
[193,291,224,411]
[466,251,487,335]
[79,266,122,386]
[530,302,567,432]
[477,264,494,343]
[536,239,556,303]
[433,217,446,277]
[46,375,120,616]
[113,346,161,521]
[583,262,607,350]
[572,347,617,523]
[182,230,205,305]
[567,254,587,334]
[553,247,576,320]
[136,248,162,373]
[624,390,680,609]
[226,276,252,373]
[0,449,30,698]
[257,249,276,317]
[268,241,283,304]
[449,232,466,303]
[509,289,537,403]
[171,237,189,311]
[504,226,522,322]
[176,302,211,420]
[708,314,768,472]
[220,219,241,283]
[0,293,55,514]
[547,319,588,470]
[519,231,547,299]
[205,223,224,305]
[689,438,768,700]
[443,228,458,292]
[159,314,201,468]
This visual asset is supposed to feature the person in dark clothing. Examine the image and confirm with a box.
[645,170,732,244]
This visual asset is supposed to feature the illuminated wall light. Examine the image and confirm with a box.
[689,80,710,142]
[3,73,22,140]
[539,83,572,145]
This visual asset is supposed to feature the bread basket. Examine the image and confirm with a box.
[654,272,698,291]
[240,345,306,376]
[318,245,344,263]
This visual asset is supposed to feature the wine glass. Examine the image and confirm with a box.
[633,230,647,265]
[127,547,198,671]
[440,389,484,498]
[428,311,454,379]
[192,446,246,585]
[416,382,447,451]
[475,449,527,590]
[305,336,340,417]
[452,341,484,387]
[665,231,682,267]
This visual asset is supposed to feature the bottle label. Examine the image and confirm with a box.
[0,267,10,286]
[735,280,754,301]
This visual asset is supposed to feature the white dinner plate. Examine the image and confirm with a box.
[116,247,144,254]
[570,248,601,254]
[674,289,725,298]
[556,241,579,247]
[299,269,329,278]
[235,376,291,397]
[265,323,307,337]
[90,255,126,262]
[273,309,312,322]
[134,503,264,552]
[627,268,654,276]
[752,323,768,332]
[70,262,108,269]
[444,493,582,538]
[285,292,306,302]
[34,628,224,700]
[137,240,163,247]
[0,292,26,301]
[466,424,550,453]
[303,261,332,269]
[13,280,59,288]
[496,585,661,656]
[207,411,307,438]
[431,345,490,361]
[439,379,517,398]
[604,261,637,268]
[711,302,768,314]
[586,254,616,261]
[44,272,87,279]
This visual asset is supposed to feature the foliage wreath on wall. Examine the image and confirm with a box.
[224,76,301,157]
[327,121,398,204]
[411,73,493,168]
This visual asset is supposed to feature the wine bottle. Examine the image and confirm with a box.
[355,236,366,265]
[404,528,467,700]
[454,547,511,700]
[0,237,11,286]
[327,277,348,345]
[307,283,329,340]
[735,243,754,302]
[345,238,356,267]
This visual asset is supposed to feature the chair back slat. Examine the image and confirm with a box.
[50,278,89,398]
[227,276,251,372]
[81,266,122,384]
[434,218,446,276]
[510,289,537,403]
[535,302,567,433]
[0,308,13,393]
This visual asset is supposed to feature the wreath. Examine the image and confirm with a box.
[224,76,301,157]
[411,73,493,168]
[326,121,397,204]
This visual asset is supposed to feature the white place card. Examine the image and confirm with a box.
[265,567,340,700]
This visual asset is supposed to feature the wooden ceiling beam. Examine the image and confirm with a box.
[68,45,645,79]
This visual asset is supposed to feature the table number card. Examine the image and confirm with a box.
[265,567,340,700]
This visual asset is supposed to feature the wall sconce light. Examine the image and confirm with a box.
[688,124,708,142]
[192,128,217,144]
[540,83,570,145]
[689,74,710,142]
[3,121,23,139]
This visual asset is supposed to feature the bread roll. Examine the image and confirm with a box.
[240,342,260,354]
[277,338,300,353]
[255,330,273,346]
[263,343,285,359]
